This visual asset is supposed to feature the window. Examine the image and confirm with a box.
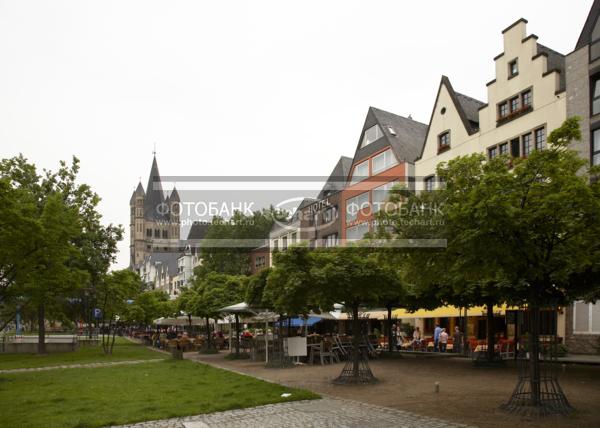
[508,59,518,77]
[488,146,498,159]
[324,233,338,248]
[346,223,369,241]
[424,176,435,192]
[498,102,508,118]
[522,133,533,157]
[372,149,398,174]
[499,142,509,155]
[154,229,160,238]
[510,138,520,157]
[162,230,168,239]
[592,77,600,116]
[291,232,297,244]
[372,180,398,213]
[273,239,279,251]
[573,301,600,334]
[282,236,288,250]
[361,124,383,148]
[346,192,370,223]
[510,96,520,112]
[146,228,152,237]
[593,129,600,166]
[323,206,337,223]
[522,90,532,108]
[438,131,451,152]
[534,127,546,150]
[350,160,369,184]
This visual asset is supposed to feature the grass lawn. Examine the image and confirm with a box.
[0,359,319,428]
[0,337,163,370]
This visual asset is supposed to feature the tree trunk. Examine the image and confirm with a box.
[110,326,117,354]
[205,317,212,349]
[351,304,360,378]
[37,303,46,354]
[462,307,469,356]
[234,314,240,356]
[386,304,393,353]
[486,302,495,362]
[529,302,541,406]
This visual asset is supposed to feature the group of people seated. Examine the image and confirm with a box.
[391,324,464,353]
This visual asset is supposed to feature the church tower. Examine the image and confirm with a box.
[129,155,181,269]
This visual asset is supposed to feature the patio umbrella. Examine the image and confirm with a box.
[250,311,279,363]
[219,302,256,355]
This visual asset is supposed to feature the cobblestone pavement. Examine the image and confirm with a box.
[0,358,164,374]
[112,397,477,428]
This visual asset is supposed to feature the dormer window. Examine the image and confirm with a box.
[361,124,383,148]
[508,59,518,78]
[438,131,451,153]
[350,160,369,185]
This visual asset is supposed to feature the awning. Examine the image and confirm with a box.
[277,316,323,327]
[392,304,513,320]
[336,310,389,321]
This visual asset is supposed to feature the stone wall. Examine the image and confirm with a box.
[566,46,591,161]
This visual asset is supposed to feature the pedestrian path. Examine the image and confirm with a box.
[112,397,477,428]
[0,357,164,374]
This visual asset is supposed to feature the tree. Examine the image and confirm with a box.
[180,272,245,353]
[125,290,173,326]
[383,117,600,410]
[311,246,401,383]
[0,155,122,353]
[196,208,285,277]
[97,269,142,354]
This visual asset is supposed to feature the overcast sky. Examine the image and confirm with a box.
[0,1,593,269]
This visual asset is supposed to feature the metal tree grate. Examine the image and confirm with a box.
[332,347,378,385]
[332,312,377,385]
[265,321,294,369]
[501,306,573,417]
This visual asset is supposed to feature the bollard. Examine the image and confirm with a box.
[434,381,440,393]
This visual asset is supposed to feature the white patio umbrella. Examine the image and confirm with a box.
[219,302,257,355]
[154,317,178,326]
[249,311,279,363]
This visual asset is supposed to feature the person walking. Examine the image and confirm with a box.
[433,323,442,352]
[453,326,462,354]
[439,328,449,353]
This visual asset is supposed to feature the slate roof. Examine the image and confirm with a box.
[454,92,485,130]
[146,252,179,279]
[144,156,167,221]
[317,156,353,199]
[536,43,566,92]
[187,221,210,240]
[417,76,484,160]
[130,182,145,205]
[575,0,600,50]
[370,107,428,163]
[169,187,180,202]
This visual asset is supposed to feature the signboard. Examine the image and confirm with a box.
[285,336,307,357]
[93,308,102,319]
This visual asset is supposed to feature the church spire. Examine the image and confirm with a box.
[144,155,166,220]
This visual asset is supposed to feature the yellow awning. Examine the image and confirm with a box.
[392,304,514,319]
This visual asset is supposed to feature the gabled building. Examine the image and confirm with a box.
[416,18,566,190]
[341,107,428,241]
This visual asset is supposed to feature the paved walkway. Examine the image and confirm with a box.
[0,358,164,374]
[112,397,476,428]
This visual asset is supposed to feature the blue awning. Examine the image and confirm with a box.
[277,316,323,327]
